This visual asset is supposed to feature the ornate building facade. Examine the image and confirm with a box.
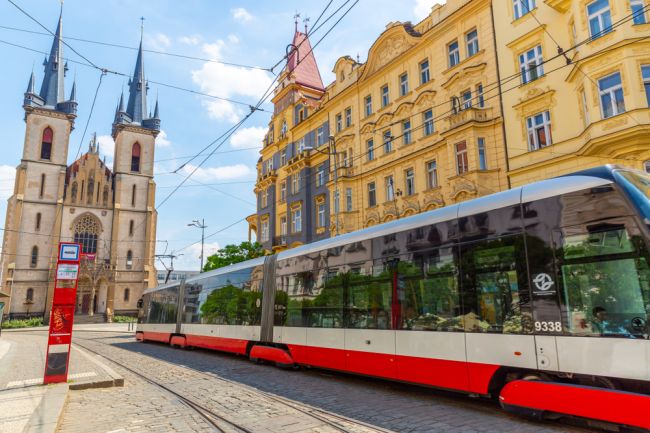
[0,11,159,321]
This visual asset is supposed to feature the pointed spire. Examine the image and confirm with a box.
[26,71,35,94]
[39,6,66,106]
[69,78,76,101]
[125,23,148,124]
[118,90,125,112]
[153,98,160,119]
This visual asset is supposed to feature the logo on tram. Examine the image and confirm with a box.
[532,273,554,294]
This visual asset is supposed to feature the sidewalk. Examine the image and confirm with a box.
[0,328,124,432]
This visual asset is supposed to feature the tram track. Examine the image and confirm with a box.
[71,333,395,433]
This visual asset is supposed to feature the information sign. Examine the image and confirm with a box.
[59,243,80,262]
[56,264,79,280]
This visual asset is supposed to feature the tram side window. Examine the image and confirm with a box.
[148,288,178,324]
[346,262,392,330]
[560,225,650,338]
[198,271,262,326]
[460,235,529,333]
[398,247,463,331]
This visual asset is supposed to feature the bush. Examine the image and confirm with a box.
[111,315,136,323]
[1,317,44,329]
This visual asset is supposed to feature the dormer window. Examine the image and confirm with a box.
[41,127,53,160]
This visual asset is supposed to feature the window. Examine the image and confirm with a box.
[129,220,134,236]
[455,141,469,174]
[292,174,299,194]
[402,120,412,145]
[581,89,590,126]
[41,127,53,160]
[399,73,409,96]
[368,182,377,207]
[462,90,472,110]
[73,214,100,254]
[280,216,287,235]
[131,184,136,206]
[645,161,650,173]
[280,120,288,138]
[476,84,485,108]
[642,65,650,107]
[346,188,353,212]
[26,288,34,303]
[71,182,78,203]
[280,181,286,202]
[87,178,94,205]
[367,139,375,161]
[599,72,625,118]
[513,0,536,20]
[261,188,268,208]
[124,288,130,302]
[448,40,460,67]
[261,220,270,242]
[423,110,434,136]
[587,0,612,38]
[316,164,325,187]
[383,130,392,153]
[420,59,430,85]
[317,127,325,146]
[280,149,287,166]
[631,0,647,24]
[39,174,45,198]
[336,113,343,132]
[427,160,438,188]
[102,186,109,206]
[365,95,372,116]
[333,190,340,214]
[385,176,395,201]
[466,29,479,57]
[126,250,133,269]
[35,213,41,231]
[477,137,487,170]
[405,168,415,196]
[526,111,552,150]
[297,138,305,154]
[291,208,302,233]
[317,203,326,228]
[30,246,38,268]
[131,142,141,172]
[345,107,352,128]
[519,45,544,84]
[381,85,390,107]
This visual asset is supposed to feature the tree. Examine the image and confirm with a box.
[202,241,265,272]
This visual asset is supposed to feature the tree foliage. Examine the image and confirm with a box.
[202,241,265,272]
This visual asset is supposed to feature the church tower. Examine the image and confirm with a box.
[1,8,77,319]
[108,31,160,318]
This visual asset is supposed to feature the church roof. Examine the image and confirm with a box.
[287,29,324,92]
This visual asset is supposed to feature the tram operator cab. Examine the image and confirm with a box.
[137,166,650,431]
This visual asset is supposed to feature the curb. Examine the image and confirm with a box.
[24,383,69,433]
[71,345,124,389]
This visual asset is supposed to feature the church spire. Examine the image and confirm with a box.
[126,24,147,124]
[26,71,35,94]
[286,20,324,91]
[69,78,77,101]
[39,5,66,107]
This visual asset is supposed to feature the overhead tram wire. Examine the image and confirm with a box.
[73,70,106,161]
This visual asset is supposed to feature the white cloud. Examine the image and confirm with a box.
[230,126,266,150]
[96,135,115,169]
[191,41,273,123]
[231,8,253,23]
[227,34,240,44]
[170,242,220,271]
[0,165,16,200]
[413,0,446,20]
[144,32,172,51]
[180,163,254,183]
[179,35,201,46]
[156,130,172,148]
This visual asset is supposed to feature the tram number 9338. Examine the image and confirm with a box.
[534,321,563,332]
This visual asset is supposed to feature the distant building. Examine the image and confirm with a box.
[0,9,160,321]
[156,270,200,286]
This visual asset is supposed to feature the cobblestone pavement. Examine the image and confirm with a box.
[61,331,595,433]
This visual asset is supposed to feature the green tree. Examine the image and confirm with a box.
[202,241,265,272]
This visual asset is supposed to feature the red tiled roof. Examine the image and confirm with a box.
[287,30,324,91]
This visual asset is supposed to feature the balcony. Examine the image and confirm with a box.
[258,169,277,183]
[544,0,571,13]
[273,235,288,247]
[446,107,494,132]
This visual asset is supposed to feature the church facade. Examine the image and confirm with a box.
[0,12,159,321]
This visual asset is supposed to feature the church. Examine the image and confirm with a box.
[0,10,159,322]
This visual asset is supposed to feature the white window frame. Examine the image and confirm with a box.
[399,73,409,96]
[526,110,552,151]
[316,164,325,187]
[631,0,647,25]
[381,85,390,107]
[297,137,305,153]
[280,182,286,202]
[346,188,353,212]
[336,113,342,132]
[383,130,392,153]
[448,40,460,67]
[280,149,287,166]
[462,90,472,110]
[455,142,469,174]
[466,29,479,57]
[280,216,287,235]
[367,139,375,161]
[423,110,434,136]
[345,107,352,128]
[368,182,377,207]
[365,95,372,116]
[427,160,438,189]
[642,65,650,107]
[405,168,415,196]
[261,220,270,242]
[477,137,487,170]
[385,176,395,201]
[420,59,430,84]
[587,0,612,38]
[513,0,536,20]
[317,127,324,146]
[598,72,625,119]
[476,83,485,108]
[292,208,302,233]
[519,45,544,84]
[403,120,412,145]
[317,203,326,228]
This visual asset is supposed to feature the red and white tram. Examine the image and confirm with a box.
[137,166,650,430]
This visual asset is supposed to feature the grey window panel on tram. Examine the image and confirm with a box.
[142,283,180,324]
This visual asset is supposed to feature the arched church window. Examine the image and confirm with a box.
[71,182,78,203]
[41,127,53,160]
[124,288,130,302]
[73,214,100,254]
[87,176,94,205]
[102,186,109,206]
[131,143,141,172]
[26,288,34,303]
[126,250,133,270]
[30,246,38,268]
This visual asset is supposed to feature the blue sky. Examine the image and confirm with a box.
[0,0,442,270]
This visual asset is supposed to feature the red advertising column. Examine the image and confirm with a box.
[43,242,81,384]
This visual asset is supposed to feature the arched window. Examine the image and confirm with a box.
[131,143,141,172]
[131,184,136,207]
[73,214,100,254]
[39,174,45,198]
[26,288,34,303]
[123,288,130,302]
[35,213,41,230]
[87,176,94,205]
[71,182,78,203]
[126,250,133,269]
[41,127,53,160]
[102,186,109,206]
[129,220,134,236]
[30,246,38,268]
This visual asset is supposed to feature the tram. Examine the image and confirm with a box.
[137,165,650,430]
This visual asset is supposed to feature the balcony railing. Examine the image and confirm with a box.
[446,107,493,131]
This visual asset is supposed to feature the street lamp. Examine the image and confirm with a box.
[187,219,207,272]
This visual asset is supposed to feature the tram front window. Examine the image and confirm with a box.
[561,226,650,338]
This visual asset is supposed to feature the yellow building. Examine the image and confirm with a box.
[252,0,509,252]
[494,0,650,185]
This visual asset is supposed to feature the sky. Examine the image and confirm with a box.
[0,0,444,271]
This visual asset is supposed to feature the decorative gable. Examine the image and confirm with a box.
[360,23,420,80]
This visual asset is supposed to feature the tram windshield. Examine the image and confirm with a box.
[614,169,650,221]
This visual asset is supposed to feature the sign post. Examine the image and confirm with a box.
[43,242,80,384]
